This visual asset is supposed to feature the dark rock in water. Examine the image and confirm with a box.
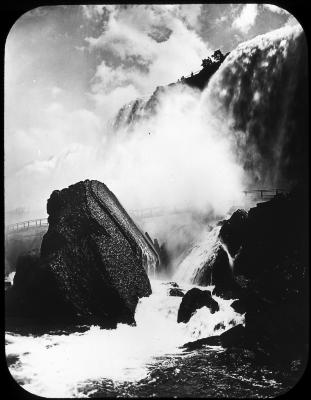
[220,325,246,347]
[231,299,246,314]
[6,180,159,327]
[166,281,179,288]
[181,335,221,350]
[212,286,240,300]
[177,288,219,323]
[182,324,246,350]
[219,209,247,256]
[214,322,225,331]
[169,288,184,297]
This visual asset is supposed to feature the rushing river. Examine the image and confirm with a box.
[5,278,296,398]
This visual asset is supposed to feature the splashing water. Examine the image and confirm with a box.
[6,271,16,283]
[6,279,244,397]
[220,241,234,270]
[173,225,222,284]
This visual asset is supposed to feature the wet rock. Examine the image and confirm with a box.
[169,288,184,297]
[220,324,246,347]
[231,299,246,314]
[166,281,179,288]
[214,322,225,331]
[182,324,246,350]
[177,288,219,323]
[214,189,308,364]
[181,335,221,350]
[6,180,158,327]
[219,209,247,256]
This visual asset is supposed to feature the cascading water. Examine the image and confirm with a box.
[5,25,305,398]
[201,24,307,188]
[173,225,222,284]
[6,278,244,397]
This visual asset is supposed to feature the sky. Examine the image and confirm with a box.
[5,4,298,222]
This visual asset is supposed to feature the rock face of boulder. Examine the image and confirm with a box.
[6,180,159,327]
[177,288,219,323]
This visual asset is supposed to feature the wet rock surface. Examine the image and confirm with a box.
[169,288,184,297]
[188,186,308,366]
[177,288,219,323]
[6,180,159,328]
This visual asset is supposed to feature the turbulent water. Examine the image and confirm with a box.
[6,279,245,397]
[5,25,306,397]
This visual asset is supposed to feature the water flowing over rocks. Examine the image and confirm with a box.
[177,288,219,324]
[6,180,159,328]
[188,186,308,366]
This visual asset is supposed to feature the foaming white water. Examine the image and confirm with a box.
[173,225,221,284]
[221,241,234,269]
[6,278,244,398]
[7,271,16,283]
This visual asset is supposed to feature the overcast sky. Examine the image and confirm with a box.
[5,4,298,219]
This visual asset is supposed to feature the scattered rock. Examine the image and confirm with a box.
[169,288,184,297]
[177,288,219,323]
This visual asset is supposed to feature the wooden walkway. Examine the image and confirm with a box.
[5,189,287,234]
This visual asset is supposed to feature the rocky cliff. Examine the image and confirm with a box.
[188,186,308,366]
[6,180,159,328]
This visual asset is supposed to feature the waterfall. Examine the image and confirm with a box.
[6,25,306,398]
[202,24,306,188]
[173,225,221,284]
[220,241,234,270]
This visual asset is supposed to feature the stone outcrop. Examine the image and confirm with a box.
[177,288,219,323]
[6,180,159,328]
[186,186,308,365]
[182,324,246,350]
[169,288,184,297]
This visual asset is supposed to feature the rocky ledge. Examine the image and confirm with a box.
[184,185,308,367]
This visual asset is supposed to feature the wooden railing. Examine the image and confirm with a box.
[243,188,287,200]
[5,189,287,234]
[6,218,48,233]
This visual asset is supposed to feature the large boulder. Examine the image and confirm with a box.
[6,180,159,328]
[177,288,219,323]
